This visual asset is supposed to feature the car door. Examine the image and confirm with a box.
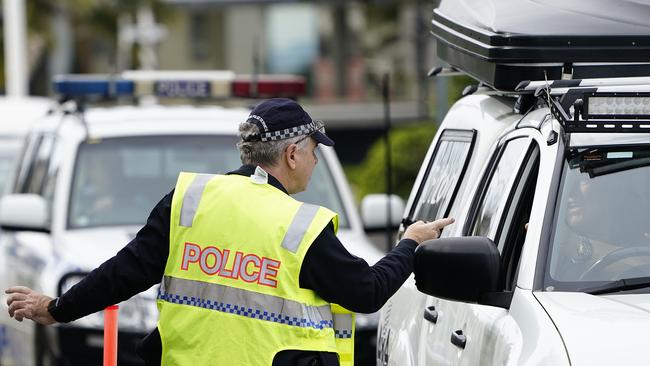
[0,132,60,364]
[377,129,476,366]
[420,130,542,365]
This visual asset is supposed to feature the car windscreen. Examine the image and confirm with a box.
[546,145,650,291]
[0,137,22,195]
[68,135,348,229]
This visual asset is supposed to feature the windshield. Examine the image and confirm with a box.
[546,146,650,291]
[0,137,22,195]
[68,136,348,229]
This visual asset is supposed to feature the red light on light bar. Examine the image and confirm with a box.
[232,75,306,98]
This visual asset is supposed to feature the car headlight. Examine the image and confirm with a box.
[59,273,158,332]
[58,273,104,330]
[117,288,158,332]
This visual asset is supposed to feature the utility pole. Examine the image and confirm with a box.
[415,0,430,119]
[332,3,348,97]
[3,0,28,96]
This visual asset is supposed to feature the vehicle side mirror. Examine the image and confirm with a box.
[360,194,405,231]
[0,194,49,232]
[414,236,509,308]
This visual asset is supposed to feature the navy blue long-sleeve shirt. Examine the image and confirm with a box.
[49,165,418,364]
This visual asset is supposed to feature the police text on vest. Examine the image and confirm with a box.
[180,242,281,287]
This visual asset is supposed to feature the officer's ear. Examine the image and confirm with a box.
[285,143,298,170]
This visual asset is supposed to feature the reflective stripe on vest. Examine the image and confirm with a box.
[158,275,334,330]
[333,313,353,339]
[180,172,322,253]
[179,173,215,227]
[281,203,321,253]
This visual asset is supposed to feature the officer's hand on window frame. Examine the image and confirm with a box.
[403,217,455,244]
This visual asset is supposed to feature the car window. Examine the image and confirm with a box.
[497,143,540,290]
[410,130,475,228]
[68,136,349,229]
[0,137,22,195]
[13,134,43,193]
[68,135,242,229]
[22,134,55,195]
[470,137,531,241]
[546,146,650,288]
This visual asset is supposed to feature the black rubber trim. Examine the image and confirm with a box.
[534,135,566,291]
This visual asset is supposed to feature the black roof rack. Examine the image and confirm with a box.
[431,0,650,91]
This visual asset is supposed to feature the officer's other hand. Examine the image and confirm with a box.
[403,218,455,244]
[5,286,56,325]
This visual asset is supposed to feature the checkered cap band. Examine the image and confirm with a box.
[260,120,325,142]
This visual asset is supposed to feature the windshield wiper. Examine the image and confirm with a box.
[587,156,650,178]
[582,276,650,295]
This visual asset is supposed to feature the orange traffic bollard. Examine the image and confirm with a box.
[103,305,119,366]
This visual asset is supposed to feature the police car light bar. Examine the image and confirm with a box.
[545,88,650,133]
[53,71,307,99]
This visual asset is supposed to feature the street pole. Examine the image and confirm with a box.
[3,0,28,96]
[382,73,393,252]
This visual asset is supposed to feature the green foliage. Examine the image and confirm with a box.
[448,74,475,104]
[346,121,437,201]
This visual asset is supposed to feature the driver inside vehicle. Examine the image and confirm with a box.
[550,159,650,282]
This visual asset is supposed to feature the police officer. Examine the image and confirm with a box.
[6,98,454,366]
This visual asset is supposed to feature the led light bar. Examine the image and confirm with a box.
[545,88,650,133]
[53,71,307,99]
[587,95,650,117]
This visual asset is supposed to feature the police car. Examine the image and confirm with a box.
[377,1,650,365]
[0,71,385,365]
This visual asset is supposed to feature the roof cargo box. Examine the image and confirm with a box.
[432,0,650,91]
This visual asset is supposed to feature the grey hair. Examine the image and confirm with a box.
[236,121,309,166]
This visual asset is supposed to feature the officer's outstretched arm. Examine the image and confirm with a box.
[5,286,56,325]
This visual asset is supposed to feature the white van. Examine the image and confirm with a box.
[0,72,386,365]
[377,1,650,365]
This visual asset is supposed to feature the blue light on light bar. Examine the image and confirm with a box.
[53,77,134,97]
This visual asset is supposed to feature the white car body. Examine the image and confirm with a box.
[0,97,53,196]
[0,103,382,365]
[377,90,650,366]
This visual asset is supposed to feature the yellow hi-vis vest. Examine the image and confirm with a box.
[157,172,355,365]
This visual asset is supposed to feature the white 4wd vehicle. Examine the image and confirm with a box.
[378,1,650,365]
[0,72,385,365]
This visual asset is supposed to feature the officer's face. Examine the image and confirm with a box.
[294,137,318,193]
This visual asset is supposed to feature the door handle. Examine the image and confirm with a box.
[450,329,466,349]
[423,305,438,324]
